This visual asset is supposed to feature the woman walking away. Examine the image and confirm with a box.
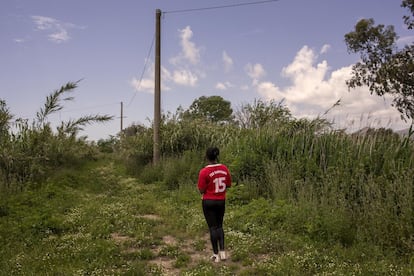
[198,147,232,263]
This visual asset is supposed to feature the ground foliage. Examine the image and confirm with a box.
[1,159,413,275]
[1,86,414,274]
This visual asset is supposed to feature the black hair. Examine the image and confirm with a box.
[206,147,220,162]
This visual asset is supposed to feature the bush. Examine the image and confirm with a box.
[139,163,163,184]
[162,151,203,190]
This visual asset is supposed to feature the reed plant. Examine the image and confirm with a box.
[0,82,112,192]
[238,124,414,252]
[120,100,414,253]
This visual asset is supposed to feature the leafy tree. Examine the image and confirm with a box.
[121,123,148,137]
[402,0,414,29]
[234,99,292,129]
[183,96,233,123]
[344,0,414,120]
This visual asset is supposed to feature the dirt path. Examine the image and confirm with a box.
[110,212,240,275]
[148,233,238,275]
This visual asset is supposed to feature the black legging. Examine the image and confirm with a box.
[202,199,225,254]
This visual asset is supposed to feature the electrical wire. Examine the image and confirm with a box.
[127,34,156,107]
[164,0,280,14]
[126,0,280,109]
[125,0,281,117]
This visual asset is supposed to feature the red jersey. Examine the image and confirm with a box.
[198,164,232,200]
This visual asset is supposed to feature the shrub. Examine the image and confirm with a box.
[138,163,164,184]
[162,150,203,190]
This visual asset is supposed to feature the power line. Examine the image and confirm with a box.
[126,0,280,109]
[127,34,156,107]
[164,0,280,14]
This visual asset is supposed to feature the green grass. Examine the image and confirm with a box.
[1,159,413,275]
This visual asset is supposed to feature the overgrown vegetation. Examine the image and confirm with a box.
[0,81,112,192]
[119,98,414,257]
[1,157,413,275]
[1,81,414,274]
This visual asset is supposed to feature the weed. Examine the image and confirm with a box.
[192,239,206,251]
[174,254,191,268]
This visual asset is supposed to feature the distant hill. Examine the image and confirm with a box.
[352,126,413,140]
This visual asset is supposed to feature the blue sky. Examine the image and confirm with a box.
[1,0,413,140]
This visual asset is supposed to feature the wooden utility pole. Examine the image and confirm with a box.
[153,9,161,164]
[120,101,124,132]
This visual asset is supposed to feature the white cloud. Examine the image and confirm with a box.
[181,26,200,64]
[166,26,202,87]
[131,56,198,94]
[256,82,283,100]
[397,35,414,47]
[255,45,409,131]
[31,15,82,43]
[281,46,331,105]
[216,83,227,90]
[32,15,56,30]
[215,81,233,90]
[49,29,69,43]
[245,63,266,80]
[170,26,200,65]
[320,44,331,54]
[161,66,172,81]
[130,63,174,93]
[130,78,154,93]
[222,51,233,72]
[171,70,198,86]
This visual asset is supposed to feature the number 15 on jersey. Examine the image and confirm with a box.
[213,177,226,193]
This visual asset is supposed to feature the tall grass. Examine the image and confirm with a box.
[2,91,413,271]
[261,127,414,251]
[0,82,112,192]
[119,100,414,253]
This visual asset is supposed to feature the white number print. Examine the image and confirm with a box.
[213,177,227,193]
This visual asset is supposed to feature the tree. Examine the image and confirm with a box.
[234,99,292,129]
[402,0,414,29]
[344,0,414,120]
[183,96,233,123]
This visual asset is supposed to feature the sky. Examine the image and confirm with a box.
[1,0,413,140]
